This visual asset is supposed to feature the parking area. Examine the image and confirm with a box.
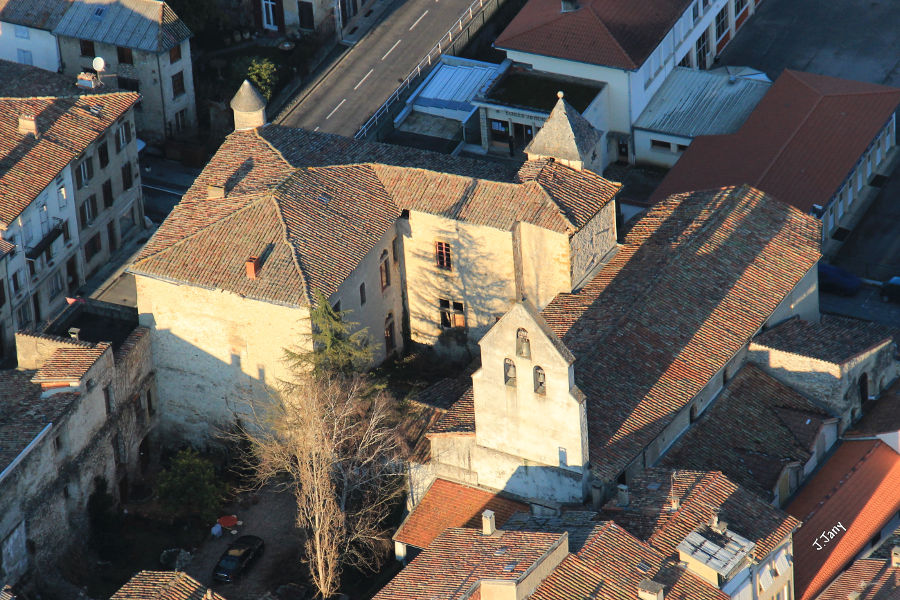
[185,487,306,600]
[821,284,900,328]
[719,0,900,85]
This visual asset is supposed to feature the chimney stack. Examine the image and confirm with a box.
[482,510,496,536]
[245,255,261,279]
[18,114,39,138]
[617,483,630,507]
[891,546,900,568]
[208,184,225,199]
[69,327,81,341]
[709,511,728,534]
[204,589,214,600]
[637,579,664,600]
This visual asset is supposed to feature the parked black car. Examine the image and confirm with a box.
[212,535,265,583]
[818,263,862,296]
[881,276,900,303]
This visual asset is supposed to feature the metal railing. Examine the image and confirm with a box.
[354,0,492,139]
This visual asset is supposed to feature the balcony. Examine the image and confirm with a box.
[25,218,65,260]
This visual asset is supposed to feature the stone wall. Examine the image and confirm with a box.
[135,275,311,445]
[568,201,617,289]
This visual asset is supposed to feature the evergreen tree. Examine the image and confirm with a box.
[284,290,373,378]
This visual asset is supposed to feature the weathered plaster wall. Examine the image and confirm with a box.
[568,202,617,289]
[515,222,570,310]
[135,275,310,444]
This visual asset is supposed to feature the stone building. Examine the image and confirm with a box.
[0,298,157,590]
[53,0,196,145]
[0,63,145,354]
[130,86,621,445]
[748,315,900,430]
[604,469,800,600]
[421,185,821,505]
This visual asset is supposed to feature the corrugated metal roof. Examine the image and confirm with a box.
[634,67,771,137]
[53,0,190,53]
[0,0,72,30]
[414,57,504,113]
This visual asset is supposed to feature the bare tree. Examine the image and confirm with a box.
[243,374,403,598]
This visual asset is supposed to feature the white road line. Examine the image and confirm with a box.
[382,39,401,60]
[354,69,374,90]
[314,126,320,131]
[326,99,346,119]
[409,9,428,30]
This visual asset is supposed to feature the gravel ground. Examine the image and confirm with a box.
[185,486,306,599]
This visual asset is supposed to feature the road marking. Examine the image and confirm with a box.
[314,126,320,131]
[382,39,401,60]
[326,99,346,119]
[409,9,428,30]
[354,69,374,90]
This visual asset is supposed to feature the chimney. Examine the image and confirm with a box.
[68,327,81,341]
[617,483,630,506]
[207,184,225,198]
[245,255,261,279]
[709,511,728,534]
[204,590,214,600]
[847,593,861,600]
[637,579,664,600]
[18,114,39,138]
[482,510,496,536]
[891,546,900,568]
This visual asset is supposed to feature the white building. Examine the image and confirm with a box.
[0,0,69,70]
[495,0,763,163]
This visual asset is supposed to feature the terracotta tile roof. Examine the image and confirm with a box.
[532,521,728,600]
[524,96,604,167]
[394,478,528,548]
[110,571,229,599]
[503,511,605,553]
[0,238,14,256]
[659,364,833,500]
[0,60,96,98]
[32,342,110,382]
[413,376,473,411]
[816,558,900,600]
[0,369,79,473]
[604,469,800,563]
[495,0,691,69]
[373,527,565,600]
[133,125,618,305]
[0,0,71,30]
[540,185,821,481]
[429,386,475,434]
[0,92,139,227]
[786,440,900,600]
[401,403,445,464]
[650,71,900,211]
[753,315,897,365]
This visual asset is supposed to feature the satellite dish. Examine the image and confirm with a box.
[92,56,106,72]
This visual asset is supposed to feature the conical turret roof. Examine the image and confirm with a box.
[230,80,266,112]
[525,91,603,164]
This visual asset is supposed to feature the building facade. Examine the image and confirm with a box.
[54,0,196,145]
[0,0,70,70]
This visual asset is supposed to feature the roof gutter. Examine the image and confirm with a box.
[0,423,53,485]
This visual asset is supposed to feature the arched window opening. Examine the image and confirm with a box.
[534,366,546,394]
[504,359,517,386]
[516,328,530,358]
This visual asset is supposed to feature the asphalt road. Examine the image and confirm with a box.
[820,286,900,328]
[278,0,478,136]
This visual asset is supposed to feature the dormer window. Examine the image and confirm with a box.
[534,366,546,394]
[516,328,530,358]
[504,359,516,386]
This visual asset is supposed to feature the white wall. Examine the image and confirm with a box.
[0,22,60,71]
[634,129,692,167]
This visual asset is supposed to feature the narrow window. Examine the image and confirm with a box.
[385,313,396,353]
[103,179,114,208]
[380,258,390,290]
[171,71,185,97]
[121,162,133,190]
[451,301,466,328]
[98,139,109,168]
[504,358,517,386]
[169,43,182,63]
[534,366,546,394]
[104,386,114,415]
[392,237,400,263]
[80,39,95,57]
[435,241,452,270]
[516,328,531,358]
[54,435,62,452]
[146,389,155,416]
[359,282,366,305]
[116,46,133,65]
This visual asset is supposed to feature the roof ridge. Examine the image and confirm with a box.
[586,3,635,69]
[523,179,578,231]
[269,177,312,304]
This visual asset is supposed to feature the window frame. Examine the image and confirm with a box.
[79,39,95,57]
[435,241,452,270]
[169,43,182,63]
[171,71,185,98]
[116,46,133,65]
